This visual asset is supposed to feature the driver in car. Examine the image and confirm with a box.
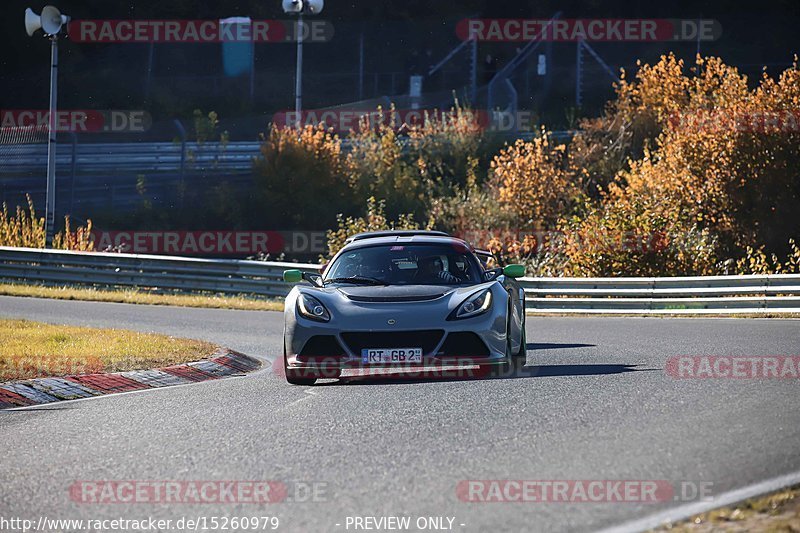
[417,255,460,284]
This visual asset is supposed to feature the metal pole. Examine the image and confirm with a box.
[144,41,154,103]
[44,35,58,248]
[69,131,77,216]
[294,12,304,126]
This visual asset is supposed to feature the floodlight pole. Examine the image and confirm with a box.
[294,12,304,126]
[44,34,58,248]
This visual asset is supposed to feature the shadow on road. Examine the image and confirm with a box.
[526,342,596,350]
[518,363,646,377]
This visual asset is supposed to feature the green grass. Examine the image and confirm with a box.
[0,318,218,381]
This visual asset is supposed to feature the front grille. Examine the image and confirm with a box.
[299,335,346,357]
[340,330,444,355]
[439,332,490,357]
[345,293,443,302]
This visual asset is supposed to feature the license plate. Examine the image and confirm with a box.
[361,348,423,364]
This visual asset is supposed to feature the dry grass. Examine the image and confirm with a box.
[0,319,218,381]
[655,485,799,532]
[1,195,93,250]
[0,283,284,312]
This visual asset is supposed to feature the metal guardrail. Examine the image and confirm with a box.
[1,141,259,174]
[1,133,571,216]
[0,141,257,217]
[0,247,798,314]
[0,246,318,298]
[523,275,800,314]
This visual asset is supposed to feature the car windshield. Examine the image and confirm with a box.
[324,243,484,286]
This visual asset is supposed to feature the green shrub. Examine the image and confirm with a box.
[252,124,355,229]
[323,197,422,261]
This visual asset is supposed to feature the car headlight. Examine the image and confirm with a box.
[297,293,330,322]
[450,288,492,320]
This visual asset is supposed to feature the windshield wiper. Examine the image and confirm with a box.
[324,276,387,286]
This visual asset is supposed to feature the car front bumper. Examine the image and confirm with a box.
[285,305,509,371]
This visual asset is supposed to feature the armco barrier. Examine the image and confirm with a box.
[522,275,800,314]
[0,247,799,313]
[0,246,318,298]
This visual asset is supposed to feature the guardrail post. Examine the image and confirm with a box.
[68,131,77,216]
[649,277,656,312]
[764,274,772,312]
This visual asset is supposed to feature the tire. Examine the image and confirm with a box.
[513,315,527,361]
[495,332,514,377]
[480,312,514,378]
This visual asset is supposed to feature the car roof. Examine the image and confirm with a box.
[340,233,474,252]
[345,230,449,243]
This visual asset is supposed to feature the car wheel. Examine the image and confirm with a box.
[481,312,514,378]
[496,331,514,377]
[513,316,527,363]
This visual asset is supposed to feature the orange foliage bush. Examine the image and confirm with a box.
[559,54,800,275]
[489,132,574,229]
[253,123,353,228]
[263,58,799,277]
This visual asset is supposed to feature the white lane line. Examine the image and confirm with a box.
[285,397,312,408]
[596,470,800,533]
[284,388,319,408]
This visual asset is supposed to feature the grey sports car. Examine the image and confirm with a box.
[281,230,527,385]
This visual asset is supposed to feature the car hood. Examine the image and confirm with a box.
[290,282,499,325]
[335,284,455,302]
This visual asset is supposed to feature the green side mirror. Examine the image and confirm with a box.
[503,264,525,278]
[283,269,303,283]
